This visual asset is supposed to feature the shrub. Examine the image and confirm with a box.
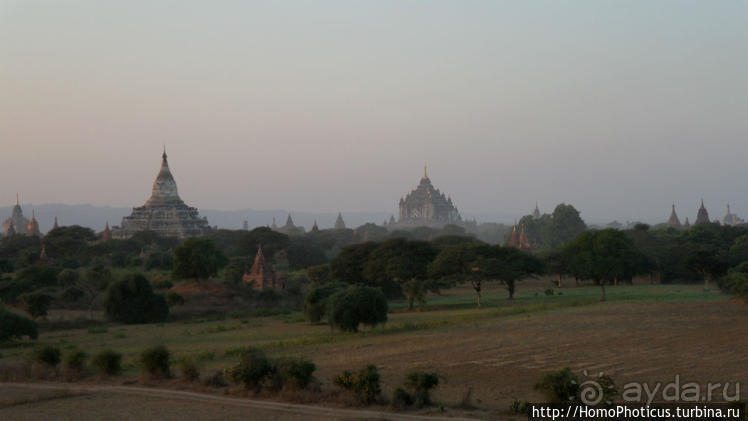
[92,350,122,376]
[57,269,80,287]
[272,357,316,390]
[404,371,440,407]
[203,370,228,387]
[105,274,169,324]
[544,288,555,296]
[60,286,84,303]
[392,387,414,410]
[33,346,61,367]
[151,278,174,290]
[719,271,748,298]
[332,365,381,405]
[511,399,531,415]
[166,292,185,307]
[303,282,346,323]
[327,286,388,332]
[178,358,200,382]
[226,347,271,389]
[0,306,38,342]
[63,350,87,371]
[534,367,580,403]
[139,345,171,378]
[21,292,52,319]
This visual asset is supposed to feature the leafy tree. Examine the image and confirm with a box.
[548,203,587,248]
[327,285,387,332]
[728,235,748,267]
[362,238,438,309]
[173,238,227,281]
[105,273,169,324]
[304,282,347,323]
[21,292,51,319]
[333,365,382,404]
[404,372,440,407]
[564,229,645,301]
[286,240,328,270]
[57,268,80,287]
[145,251,174,271]
[82,264,113,319]
[223,256,251,285]
[685,247,728,290]
[236,227,290,258]
[306,263,331,284]
[42,225,96,258]
[542,250,568,288]
[329,242,379,285]
[0,306,38,342]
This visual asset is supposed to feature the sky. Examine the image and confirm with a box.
[1,0,746,224]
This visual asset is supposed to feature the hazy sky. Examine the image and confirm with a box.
[1,1,746,224]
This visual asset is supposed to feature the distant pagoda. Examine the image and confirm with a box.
[723,204,744,226]
[667,204,682,229]
[396,165,461,227]
[694,199,711,226]
[2,194,31,236]
[243,246,285,291]
[112,149,209,239]
[334,212,346,230]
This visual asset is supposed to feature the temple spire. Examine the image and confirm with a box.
[15,193,19,206]
[423,163,428,179]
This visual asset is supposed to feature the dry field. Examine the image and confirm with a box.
[1,282,745,420]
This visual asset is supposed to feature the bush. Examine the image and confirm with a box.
[57,269,80,287]
[63,350,87,371]
[272,357,316,390]
[33,346,61,367]
[226,347,271,389]
[392,387,414,410]
[327,286,388,332]
[0,306,38,342]
[178,358,200,382]
[535,367,580,403]
[151,278,174,290]
[404,371,440,407]
[166,292,185,307]
[22,292,52,319]
[511,399,531,415]
[203,370,228,387]
[139,345,171,378]
[91,350,122,376]
[719,271,748,298]
[105,274,169,324]
[544,288,555,296]
[303,282,346,323]
[332,365,381,405]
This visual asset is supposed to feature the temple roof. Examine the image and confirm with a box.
[695,199,710,225]
[334,212,346,230]
[667,204,681,228]
[144,148,183,207]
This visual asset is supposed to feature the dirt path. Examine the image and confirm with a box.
[0,382,483,421]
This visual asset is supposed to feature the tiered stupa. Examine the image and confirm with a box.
[112,149,209,239]
[396,166,461,227]
[2,194,30,236]
[667,204,682,229]
[334,212,346,230]
[695,199,711,226]
[243,246,285,291]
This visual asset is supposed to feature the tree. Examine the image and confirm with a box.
[564,229,645,301]
[362,238,438,310]
[57,268,80,287]
[685,248,727,290]
[329,242,379,285]
[0,306,38,342]
[81,264,113,319]
[327,285,388,332]
[542,250,568,288]
[429,243,483,307]
[172,238,227,281]
[223,256,251,285]
[304,282,347,323]
[42,225,96,258]
[105,273,169,324]
[21,292,51,319]
[548,204,587,248]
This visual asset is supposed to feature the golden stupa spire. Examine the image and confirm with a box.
[15,193,19,206]
[423,163,428,179]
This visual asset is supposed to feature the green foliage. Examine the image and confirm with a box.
[33,345,61,367]
[287,239,328,270]
[719,270,748,297]
[392,387,414,410]
[21,292,52,319]
[91,350,122,376]
[139,345,171,378]
[332,365,381,404]
[15,265,60,288]
[105,273,169,324]
[166,291,185,307]
[0,306,38,342]
[534,367,580,403]
[63,350,87,371]
[145,251,173,271]
[272,357,316,389]
[42,225,96,258]
[327,285,388,332]
[57,268,80,287]
[226,347,271,389]
[178,358,200,382]
[511,399,531,415]
[173,238,227,280]
[306,264,331,284]
[151,278,174,290]
[363,238,438,302]
[404,371,440,407]
[223,256,251,284]
[329,242,379,286]
[303,282,347,323]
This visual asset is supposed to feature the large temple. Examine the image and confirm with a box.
[112,150,209,239]
[396,166,461,227]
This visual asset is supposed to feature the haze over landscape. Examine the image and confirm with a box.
[1,0,746,225]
